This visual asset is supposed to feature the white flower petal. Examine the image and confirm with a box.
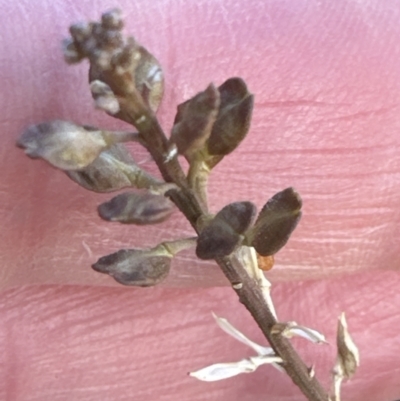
[189,359,256,381]
[273,321,327,344]
[189,355,283,382]
[212,312,273,356]
[248,355,283,368]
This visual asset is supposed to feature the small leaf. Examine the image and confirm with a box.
[92,248,171,287]
[196,201,256,260]
[170,83,220,157]
[207,77,254,157]
[98,191,174,225]
[250,187,302,256]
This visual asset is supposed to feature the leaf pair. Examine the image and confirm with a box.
[196,187,302,260]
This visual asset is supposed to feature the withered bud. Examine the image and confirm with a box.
[98,191,174,224]
[196,201,256,260]
[90,80,120,114]
[170,83,220,158]
[66,144,162,193]
[92,248,171,287]
[207,77,254,157]
[335,312,360,379]
[17,120,110,171]
[249,187,302,256]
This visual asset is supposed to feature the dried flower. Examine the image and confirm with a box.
[189,313,283,381]
[98,191,174,224]
[196,201,257,260]
[334,313,359,378]
[332,313,359,401]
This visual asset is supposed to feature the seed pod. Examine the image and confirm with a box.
[92,248,171,287]
[98,191,174,225]
[170,83,220,158]
[249,187,302,256]
[207,77,254,157]
[196,201,256,260]
[17,120,109,171]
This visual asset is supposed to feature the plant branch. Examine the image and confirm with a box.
[121,93,330,401]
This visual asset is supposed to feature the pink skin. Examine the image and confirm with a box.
[1,0,400,399]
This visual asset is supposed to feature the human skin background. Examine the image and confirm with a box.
[1,0,400,400]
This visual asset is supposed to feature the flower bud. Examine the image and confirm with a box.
[92,248,171,287]
[196,201,256,260]
[17,120,110,171]
[90,80,120,114]
[98,191,175,225]
[66,144,162,193]
[62,38,84,64]
[248,187,302,256]
[170,83,220,158]
[207,77,254,157]
[101,8,124,30]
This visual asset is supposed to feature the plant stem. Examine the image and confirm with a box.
[119,89,330,401]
